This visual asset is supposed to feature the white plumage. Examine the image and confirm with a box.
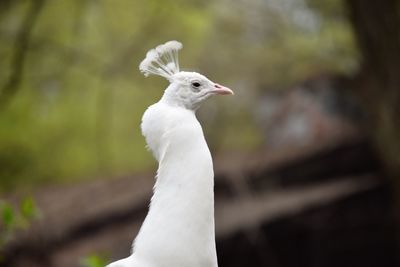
[106,41,233,267]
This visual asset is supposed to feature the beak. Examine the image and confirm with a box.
[211,83,234,95]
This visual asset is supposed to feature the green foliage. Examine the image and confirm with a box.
[1,203,14,229]
[80,253,109,267]
[0,197,39,248]
[0,0,215,191]
[20,196,38,221]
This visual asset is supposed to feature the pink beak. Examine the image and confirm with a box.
[212,84,234,95]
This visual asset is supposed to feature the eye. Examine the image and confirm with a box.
[191,82,201,89]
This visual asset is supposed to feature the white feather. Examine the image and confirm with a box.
[139,40,183,79]
[106,102,217,267]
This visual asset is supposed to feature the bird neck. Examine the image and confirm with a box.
[134,106,218,266]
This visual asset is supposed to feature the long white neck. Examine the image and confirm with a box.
[131,102,218,267]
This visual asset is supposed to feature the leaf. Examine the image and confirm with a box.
[2,204,14,228]
[80,254,108,267]
[20,196,37,220]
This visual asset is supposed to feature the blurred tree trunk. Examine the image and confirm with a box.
[346,0,400,179]
[0,0,45,107]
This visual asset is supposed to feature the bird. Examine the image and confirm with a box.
[106,40,233,267]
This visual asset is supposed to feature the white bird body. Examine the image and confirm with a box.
[136,102,217,267]
[106,41,233,267]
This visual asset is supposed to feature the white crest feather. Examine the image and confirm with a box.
[139,40,183,80]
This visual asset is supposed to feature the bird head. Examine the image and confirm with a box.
[139,41,233,110]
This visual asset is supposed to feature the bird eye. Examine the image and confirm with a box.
[191,82,201,88]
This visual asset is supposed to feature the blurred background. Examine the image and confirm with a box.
[0,0,399,266]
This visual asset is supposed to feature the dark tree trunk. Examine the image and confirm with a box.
[0,0,45,107]
[346,0,400,179]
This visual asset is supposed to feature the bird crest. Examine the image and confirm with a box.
[139,40,182,80]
